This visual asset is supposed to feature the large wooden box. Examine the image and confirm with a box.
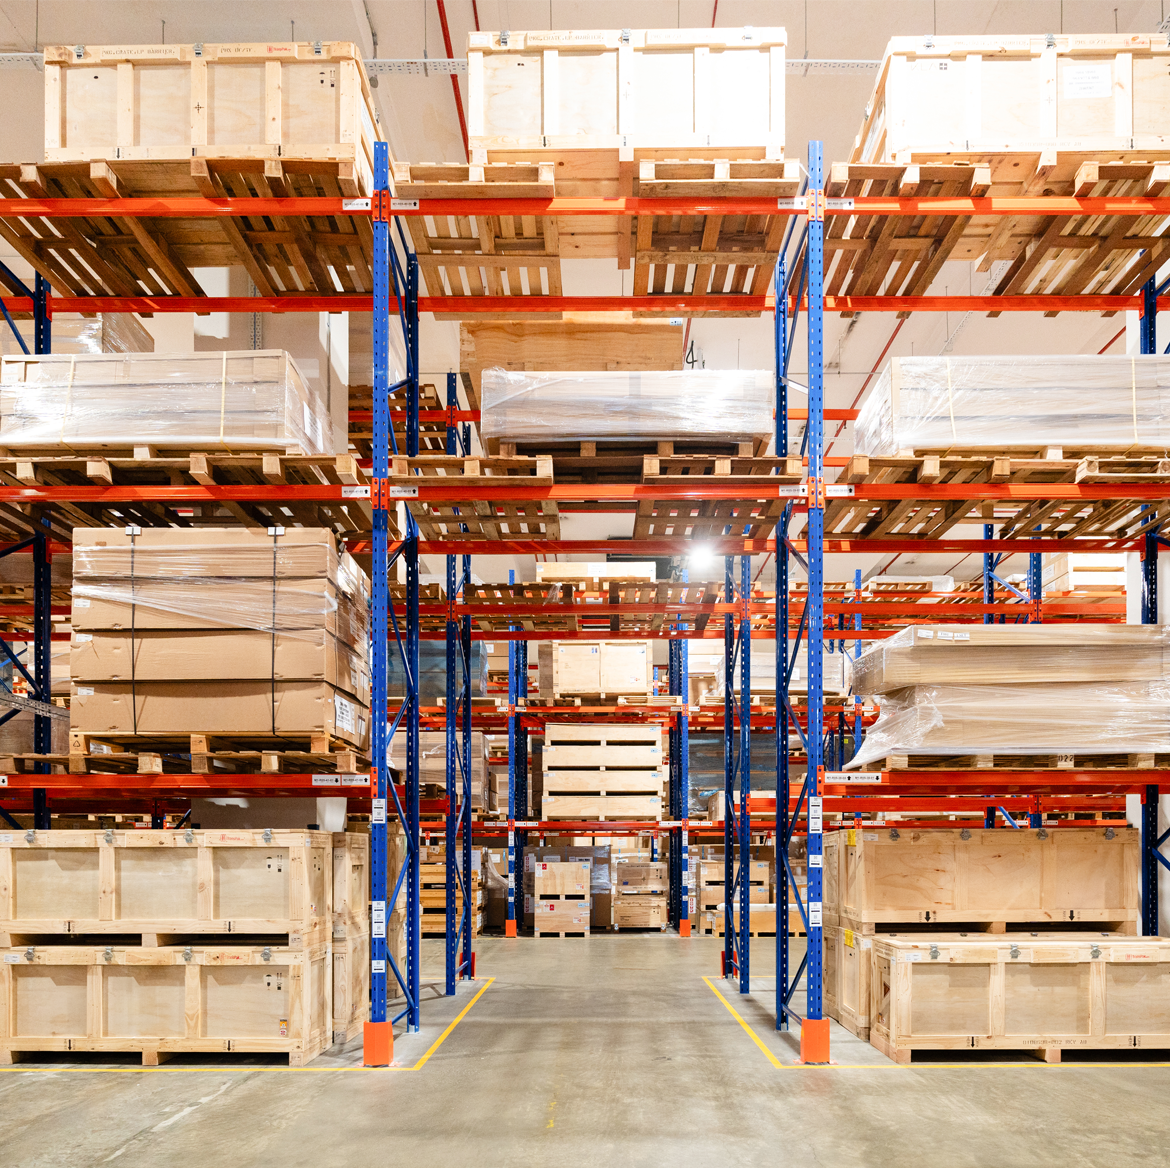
[0,942,330,1066]
[0,829,331,944]
[538,641,652,700]
[824,827,1139,931]
[44,42,381,191]
[540,722,665,821]
[856,35,1170,164]
[468,28,786,161]
[871,936,1170,1062]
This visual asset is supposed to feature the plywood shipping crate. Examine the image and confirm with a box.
[468,28,785,161]
[871,935,1170,1063]
[0,941,330,1066]
[0,829,331,945]
[824,923,879,1040]
[540,723,666,821]
[823,827,1139,932]
[330,832,369,1044]
[712,903,779,936]
[614,894,668,929]
[44,42,381,192]
[855,35,1170,165]
[419,860,483,937]
[1043,552,1127,595]
[538,640,653,702]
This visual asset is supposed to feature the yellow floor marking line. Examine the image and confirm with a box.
[702,976,787,1069]
[0,978,496,1075]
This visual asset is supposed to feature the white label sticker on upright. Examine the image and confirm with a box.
[809,854,822,868]
[372,901,386,937]
[809,902,823,926]
[372,798,387,824]
[371,959,386,973]
[809,796,823,833]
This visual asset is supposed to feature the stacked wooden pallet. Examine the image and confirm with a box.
[539,723,667,821]
[0,828,353,1065]
[392,27,789,318]
[419,859,484,938]
[523,860,591,937]
[822,826,1144,1060]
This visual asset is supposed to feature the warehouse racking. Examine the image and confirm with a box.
[0,134,1167,1066]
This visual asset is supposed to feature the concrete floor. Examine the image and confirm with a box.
[2,932,1168,1167]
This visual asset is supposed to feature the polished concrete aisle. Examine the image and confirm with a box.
[1,933,1167,1167]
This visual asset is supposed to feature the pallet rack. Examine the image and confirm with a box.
[0,137,1166,1067]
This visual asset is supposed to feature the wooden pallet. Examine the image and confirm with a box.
[532,930,590,938]
[60,732,368,776]
[488,436,771,469]
[817,156,1170,313]
[348,375,453,459]
[0,451,377,543]
[0,158,374,300]
[870,752,1169,772]
[826,452,1170,541]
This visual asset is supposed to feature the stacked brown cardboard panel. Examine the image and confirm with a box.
[69,528,370,749]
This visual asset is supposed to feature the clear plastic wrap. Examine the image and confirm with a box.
[0,349,329,453]
[0,313,154,357]
[480,368,773,442]
[689,643,852,696]
[855,355,1170,456]
[852,624,1170,695]
[71,529,369,645]
[848,681,1170,768]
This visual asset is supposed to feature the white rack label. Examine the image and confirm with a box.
[809,854,822,868]
[371,959,386,973]
[809,902,823,926]
[808,796,823,833]
[341,773,368,787]
[386,485,419,498]
[391,198,420,210]
[825,197,855,210]
[341,485,370,498]
[372,798,387,824]
[825,484,855,497]
[777,196,808,211]
[777,485,805,498]
[372,901,386,937]
[342,198,371,211]
[0,776,7,787]
[824,770,883,783]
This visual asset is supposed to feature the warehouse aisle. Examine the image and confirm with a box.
[0,934,1165,1168]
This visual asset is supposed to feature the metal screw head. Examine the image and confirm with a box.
[1091,944,1101,959]
[929,944,940,960]
[183,946,193,963]
[24,829,34,843]
[262,947,272,963]
[889,828,900,841]
[960,828,971,841]
[184,828,194,844]
[24,946,34,962]
[1105,827,1115,840]
[263,828,273,844]
[104,946,113,963]
[1010,944,1020,959]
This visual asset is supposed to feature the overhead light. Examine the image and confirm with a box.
[689,545,714,570]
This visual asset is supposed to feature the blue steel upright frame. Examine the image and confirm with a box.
[367,142,423,1060]
[668,570,691,934]
[505,571,529,935]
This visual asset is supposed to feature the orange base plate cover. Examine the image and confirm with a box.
[363,1020,394,1067]
[800,1017,831,1065]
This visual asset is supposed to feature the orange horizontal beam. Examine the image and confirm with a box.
[6,193,1170,219]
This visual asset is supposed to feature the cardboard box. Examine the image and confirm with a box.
[70,681,369,748]
[70,629,369,698]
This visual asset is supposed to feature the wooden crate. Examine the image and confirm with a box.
[0,829,330,945]
[44,42,381,191]
[331,932,368,1044]
[871,935,1170,1063]
[857,35,1170,165]
[468,28,785,160]
[523,860,590,897]
[712,904,780,936]
[824,827,1139,931]
[614,894,667,929]
[538,642,653,701]
[524,897,589,936]
[616,863,668,894]
[540,722,666,821]
[825,924,877,1040]
[0,941,330,1066]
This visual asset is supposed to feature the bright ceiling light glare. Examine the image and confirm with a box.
[689,545,714,570]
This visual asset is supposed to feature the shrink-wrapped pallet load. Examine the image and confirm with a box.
[480,368,773,446]
[0,350,329,454]
[69,527,370,748]
[854,355,1170,457]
